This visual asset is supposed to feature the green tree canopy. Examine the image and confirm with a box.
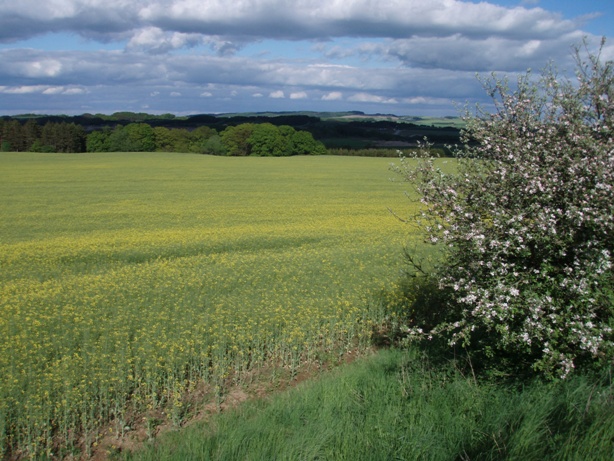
[220,123,256,156]
[248,123,289,156]
[290,130,327,155]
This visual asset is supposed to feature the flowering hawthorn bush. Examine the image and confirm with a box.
[396,41,614,378]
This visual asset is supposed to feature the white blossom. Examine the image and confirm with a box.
[394,40,614,379]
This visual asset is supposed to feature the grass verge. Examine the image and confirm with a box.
[124,347,613,461]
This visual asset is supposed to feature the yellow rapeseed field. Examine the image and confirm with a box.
[0,152,420,458]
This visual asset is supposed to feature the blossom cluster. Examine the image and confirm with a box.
[396,41,614,378]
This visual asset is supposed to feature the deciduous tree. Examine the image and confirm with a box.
[395,39,614,378]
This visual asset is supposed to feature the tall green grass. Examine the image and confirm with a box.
[126,348,613,461]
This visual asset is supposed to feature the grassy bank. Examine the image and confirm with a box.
[125,347,614,461]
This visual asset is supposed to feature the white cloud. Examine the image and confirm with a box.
[402,96,450,105]
[126,27,203,54]
[0,1,609,115]
[0,1,587,46]
[20,60,63,78]
[63,87,87,95]
[136,0,579,41]
[348,92,398,104]
[0,45,544,114]
[384,32,583,71]
[1,85,49,94]
[322,91,343,101]
[41,86,67,95]
[0,84,86,95]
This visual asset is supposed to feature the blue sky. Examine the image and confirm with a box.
[0,0,612,116]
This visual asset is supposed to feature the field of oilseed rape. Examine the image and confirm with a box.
[0,151,422,459]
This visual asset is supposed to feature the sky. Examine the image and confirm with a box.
[0,0,613,116]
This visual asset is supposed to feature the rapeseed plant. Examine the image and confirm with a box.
[0,152,415,458]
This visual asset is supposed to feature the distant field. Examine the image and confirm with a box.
[0,152,428,458]
[216,111,466,129]
[405,116,465,128]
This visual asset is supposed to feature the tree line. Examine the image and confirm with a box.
[0,119,326,156]
[0,119,86,153]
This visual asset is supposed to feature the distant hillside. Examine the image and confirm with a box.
[218,111,465,128]
[2,111,463,150]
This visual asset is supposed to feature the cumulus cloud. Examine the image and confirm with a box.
[402,96,450,105]
[137,0,580,41]
[0,1,141,43]
[0,84,87,95]
[16,59,64,78]
[0,42,582,115]
[62,87,88,95]
[0,1,609,115]
[348,92,398,104]
[126,27,203,54]
[1,85,50,94]
[322,91,343,101]
[0,0,588,45]
[41,87,65,95]
[383,33,584,72]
